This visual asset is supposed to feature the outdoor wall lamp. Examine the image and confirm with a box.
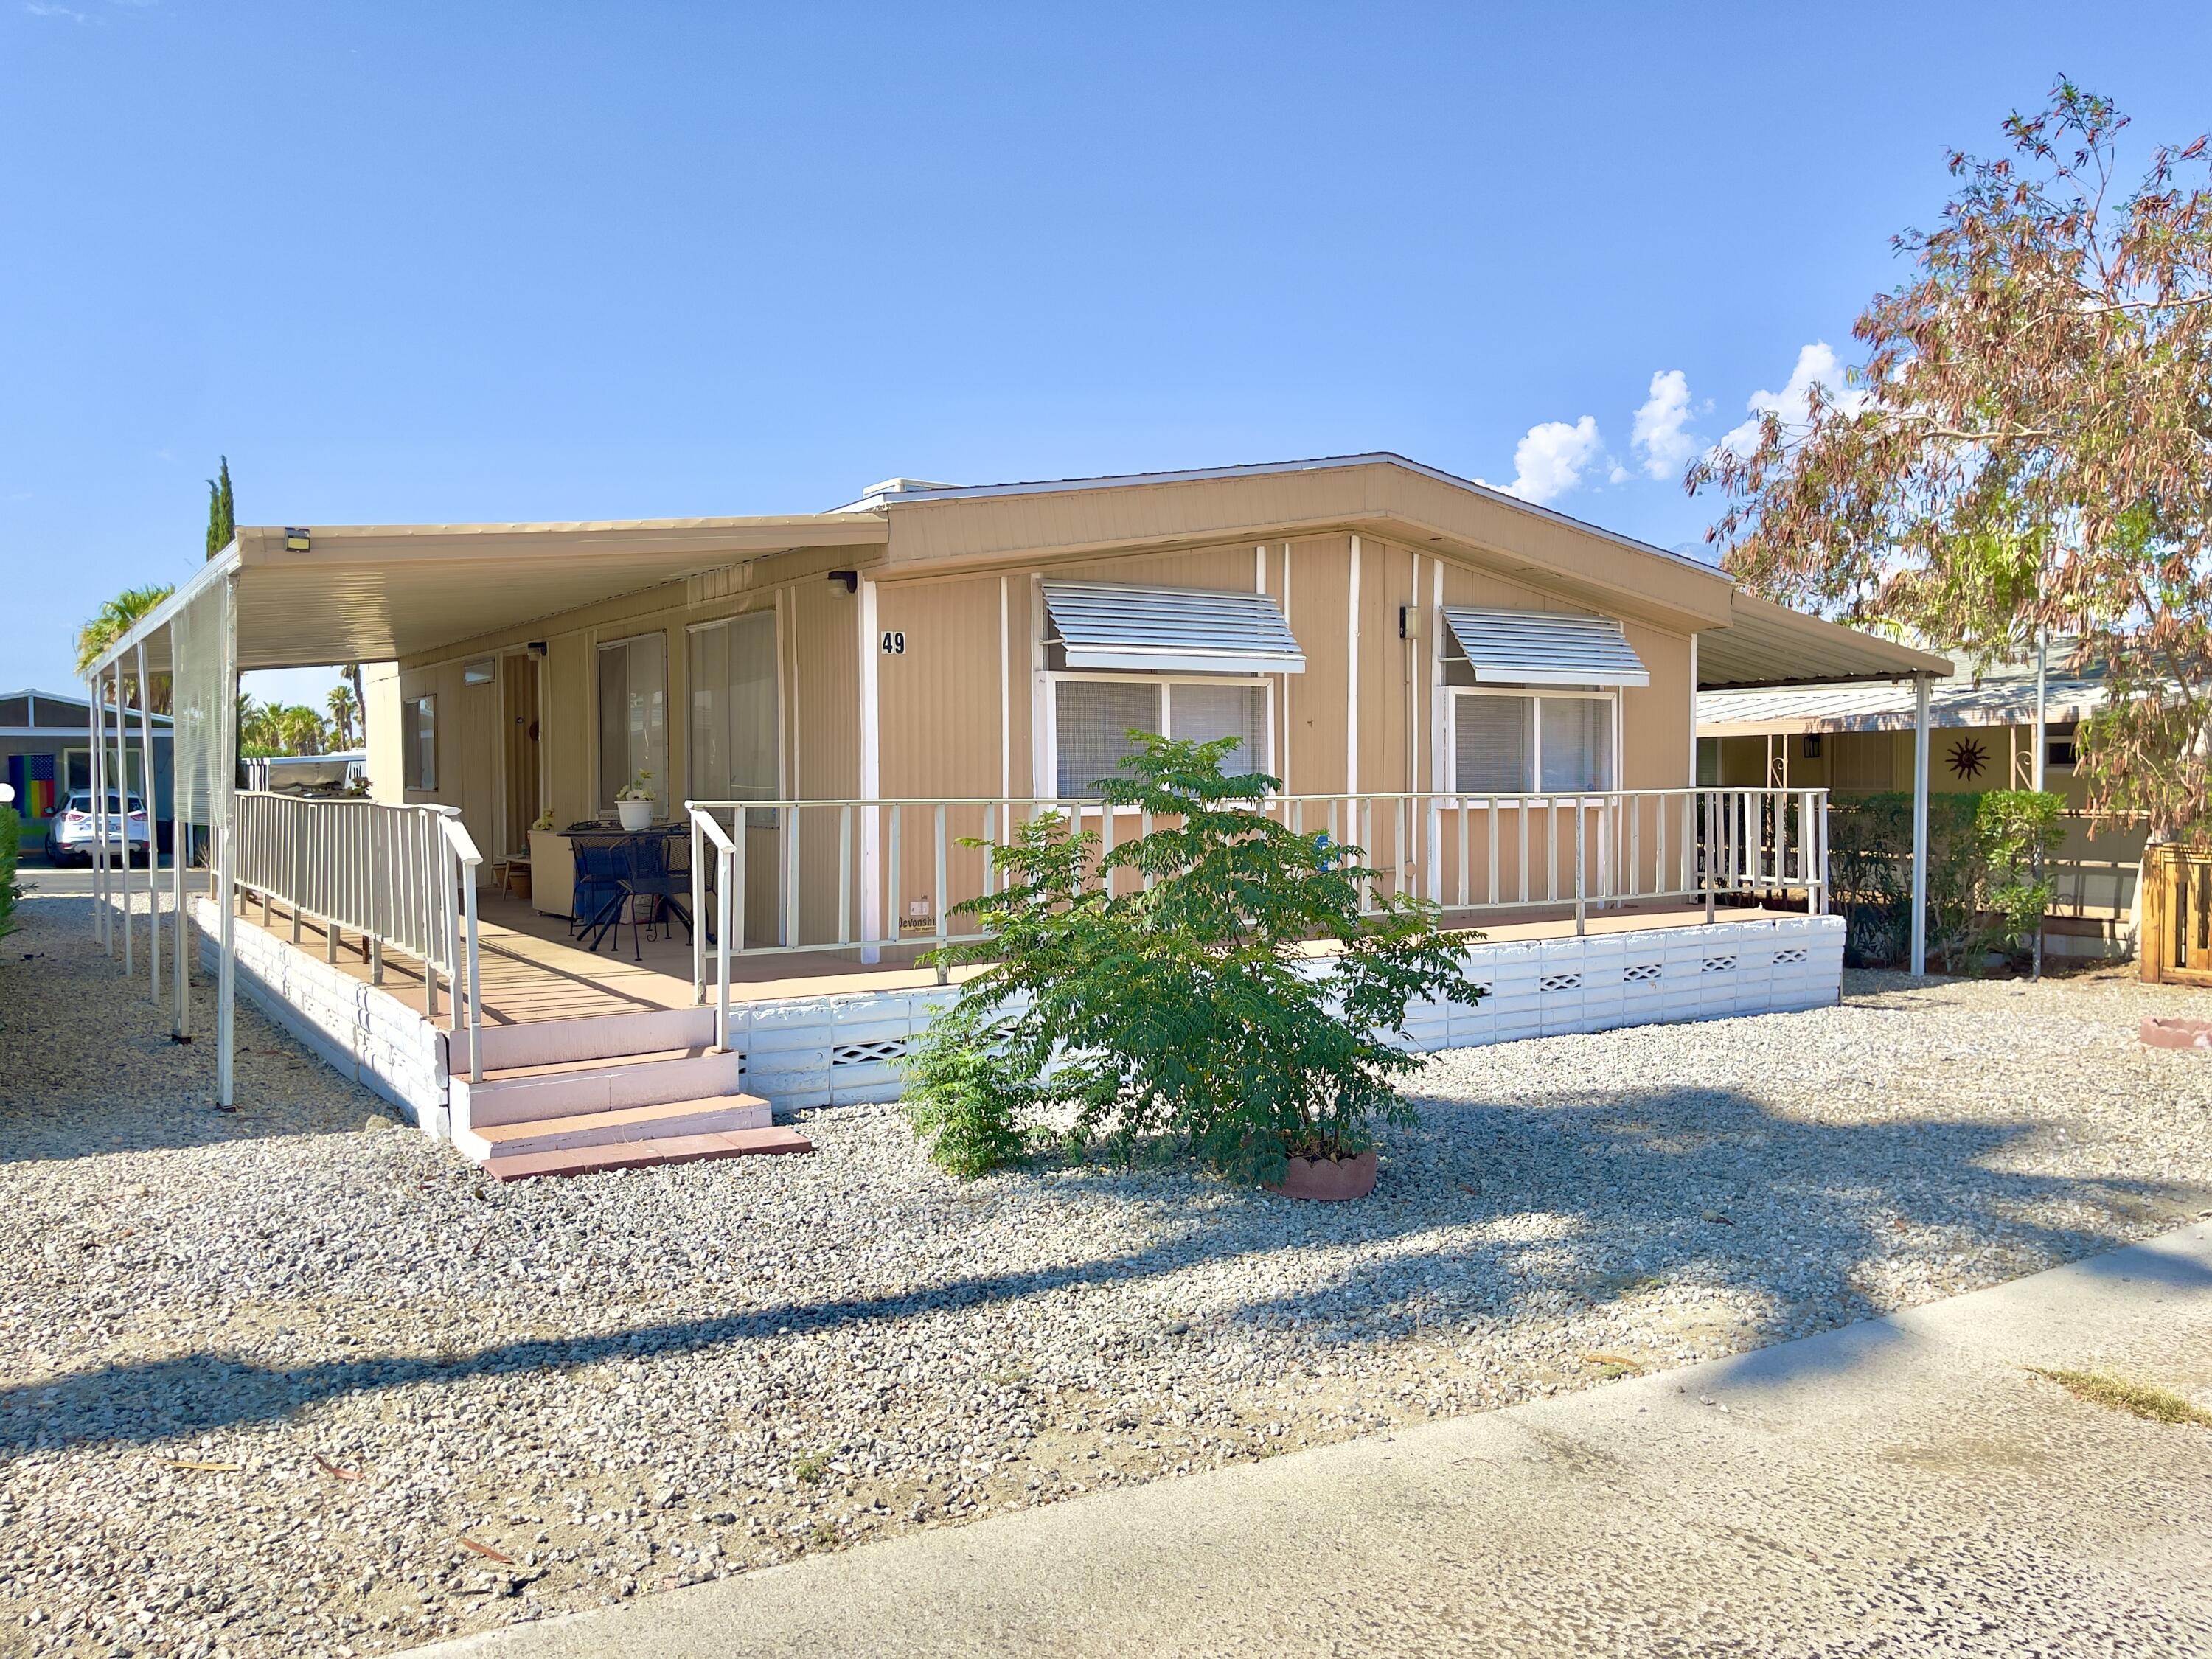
[526,641,548,658]
[284,527,312,552]
[828,570,858,597]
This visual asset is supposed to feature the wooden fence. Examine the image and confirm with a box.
[2141,844,2212,984]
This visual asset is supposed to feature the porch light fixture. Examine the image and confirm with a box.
[284,527,312,552]
[827,569,858,597]
[526,641,548,658]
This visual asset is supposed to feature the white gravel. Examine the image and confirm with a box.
[4,890,2212,1658]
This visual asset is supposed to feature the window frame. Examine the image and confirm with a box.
[1446,686,1621,796]
[595,630,670,818]
[684,608,785,821]
[403,695,437,792]
[1041,670,1276,810]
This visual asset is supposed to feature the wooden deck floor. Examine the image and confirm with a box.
[226,888,1798,1029]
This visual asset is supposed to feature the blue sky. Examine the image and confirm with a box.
[6,1,2210,706]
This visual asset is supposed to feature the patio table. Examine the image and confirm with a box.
[562,823,695,959]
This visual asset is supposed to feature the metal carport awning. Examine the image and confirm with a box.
[1441,606,1649,687]
[1042,580,1306,674]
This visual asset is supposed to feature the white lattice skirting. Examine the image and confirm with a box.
[723,914,1848,1112]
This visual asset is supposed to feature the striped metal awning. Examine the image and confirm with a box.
[1041,580,1306,674]
[1442,607,1650,687]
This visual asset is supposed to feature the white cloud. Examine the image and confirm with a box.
[1630,369,1697,481]
[23,1,91,18]
[1715,342,1868,459]
[1495,415,1604,505]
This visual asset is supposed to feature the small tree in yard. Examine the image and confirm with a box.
[905,734,1478,1184]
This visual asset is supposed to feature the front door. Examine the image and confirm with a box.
[503,653,541,856]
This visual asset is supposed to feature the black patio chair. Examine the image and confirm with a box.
[614,832,693,962]
[571,838,629,952]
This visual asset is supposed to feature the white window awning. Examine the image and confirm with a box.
[1442,606,1649,688]
[1042,580,1306,674]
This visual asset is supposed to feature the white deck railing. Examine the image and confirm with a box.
[232,790,485,1081]
[684,787,1827,1010]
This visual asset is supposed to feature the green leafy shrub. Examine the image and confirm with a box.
[904,734,1478,1185]
[1829,789,2066,971]
[0,804,18,942]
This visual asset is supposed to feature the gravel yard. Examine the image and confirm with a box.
[5,890,2212,1658]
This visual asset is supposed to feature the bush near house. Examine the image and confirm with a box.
[1829,790,2065,972]
[0,804,18,942]
[905,734,1478,1184]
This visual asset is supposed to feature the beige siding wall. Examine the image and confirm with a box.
[364,661,404,804]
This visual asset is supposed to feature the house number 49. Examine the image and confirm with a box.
[880,630,907,655]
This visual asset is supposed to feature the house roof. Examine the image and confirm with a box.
[80,453,1952,693]
[1700,655,2104,735]
[1,688,174,729]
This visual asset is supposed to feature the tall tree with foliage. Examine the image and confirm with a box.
[205,456,235,560]
[1691,81,2212,837]
[75,585,176,712]
[326,681,359,748]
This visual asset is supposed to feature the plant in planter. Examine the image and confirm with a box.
[905,734,1479,1193]
[614,771,656,831]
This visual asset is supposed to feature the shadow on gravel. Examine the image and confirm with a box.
[7,1082,2208,1455]
[0,897,378,1164]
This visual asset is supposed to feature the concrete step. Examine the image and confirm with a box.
[473,1006,719,1074]
[455,1093,773,1163]
[483,1124,813,1183]
[453,1048,745,1129]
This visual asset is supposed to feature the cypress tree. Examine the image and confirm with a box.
[205,456,235,559]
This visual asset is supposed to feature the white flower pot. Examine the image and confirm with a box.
[616,799,654,832]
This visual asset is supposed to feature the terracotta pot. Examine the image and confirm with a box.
[1267,1149,1378,1202]
[2141,1017,2212,1052]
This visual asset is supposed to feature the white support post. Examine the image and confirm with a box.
[2032,630,2047,981]
[114,662,132,976]
[1910,673,1931,977]
[689,808,705,1005]
[137,640,159,1002]
[215,579,237,1107]
[91,675,108,948]
[857,577,882,964]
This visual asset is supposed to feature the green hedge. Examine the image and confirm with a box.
[1828,790,2065,973]
[0,804,18,942]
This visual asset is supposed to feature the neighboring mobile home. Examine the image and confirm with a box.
[1,687,172,858]
[1698,645,2137,959]
[80,454,1949,1175]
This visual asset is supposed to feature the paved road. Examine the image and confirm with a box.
[425,1223,2212,1658]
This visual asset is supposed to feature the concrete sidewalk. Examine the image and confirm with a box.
[426,1224,2212,1658]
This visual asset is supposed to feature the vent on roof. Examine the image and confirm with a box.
[1041,581,1306,675]
[831,477,963,512]
[1441,607,1649,688]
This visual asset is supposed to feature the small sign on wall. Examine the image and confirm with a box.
[880,630,907,655]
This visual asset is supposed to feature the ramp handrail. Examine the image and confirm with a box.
[232,790,484,1081]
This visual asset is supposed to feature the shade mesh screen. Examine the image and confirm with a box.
[689,613,779,802]
[597,633,668,816]
[1055,680,1159,796]
[1455,694,1531,793]
[1540,697,1613,790]
[168,576,234,832]
[1167,683,1267,774]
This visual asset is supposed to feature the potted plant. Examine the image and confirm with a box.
[615,771,656,832]
[904,734,1478,1197]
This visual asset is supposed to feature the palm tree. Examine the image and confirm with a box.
[326,681,359,748]
[76,584,177,712]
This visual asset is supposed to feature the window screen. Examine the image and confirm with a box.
[688,613,779,808]
[1054,680,1159,796]
[1168,682,1267,772]
[598,633,668,816]
[1539,698,1613,791]
[404,695,437,791]
[1455,694,1532,793]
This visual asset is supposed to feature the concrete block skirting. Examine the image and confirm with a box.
[189,895,450,1136]
[190,900,1843,1136]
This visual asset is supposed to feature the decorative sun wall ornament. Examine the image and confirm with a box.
[1948,736,1989,779]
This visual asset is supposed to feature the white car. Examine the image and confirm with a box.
[45,791,153,866]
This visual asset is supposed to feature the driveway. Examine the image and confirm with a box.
[421,1220,2212,1658]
